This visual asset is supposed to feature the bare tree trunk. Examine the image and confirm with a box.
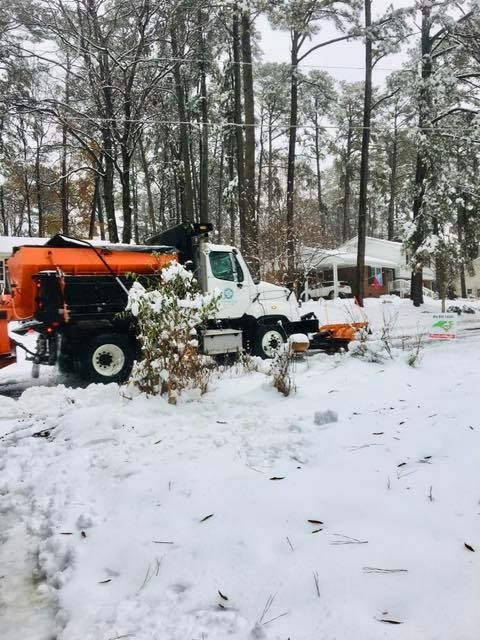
[314,105,325,225]
[228,133,236,245]
[256,115,264,216]
[0,186,7,235]
[34,126,44,237]
[355,0,372,307]
[387,135,398,240]
[132,159,139,244]
[342,127,353,242]
[120,147,132,243]
[171,26,194,223]
[18,117,32,236]
[0,118,7,235]
[410,5,432,306]
[189,132,199,221]
[88,175,99,239]
[460,264,467,298]
[217,142,225,239]
[267,114,273,220]
[60,55,71,235]
[198,8,209,224]
[139,134,156,234]
[286,30,299,279]
[241,11,258,275]
[102,137,118,242]
[232,6,246,252]
[95,176,106,240]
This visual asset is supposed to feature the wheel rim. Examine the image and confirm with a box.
[92,344,125,377]
[261,330,284,358]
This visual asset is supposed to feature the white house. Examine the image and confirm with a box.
[0,235,50,289]
[299,236,435,298]
[458,257,480,298]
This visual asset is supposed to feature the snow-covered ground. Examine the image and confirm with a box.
[1,298,480,639]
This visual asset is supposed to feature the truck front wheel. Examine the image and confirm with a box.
[253,325,286,359]
[83,333,134,383]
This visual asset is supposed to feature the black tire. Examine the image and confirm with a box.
[253,325,286,359]
[57,336,78,374]
[82,333,134,383]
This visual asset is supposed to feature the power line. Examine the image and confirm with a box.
[19,45,416,75]
[29,113,480,135]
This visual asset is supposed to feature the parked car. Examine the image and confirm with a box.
[301,280,352,301]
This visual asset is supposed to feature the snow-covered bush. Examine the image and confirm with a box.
[348,329,386,363]
[126,262,221,403]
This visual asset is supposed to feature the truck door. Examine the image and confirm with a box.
[206,249,252,319]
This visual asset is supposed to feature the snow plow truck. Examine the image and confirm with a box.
[0,223,366,383]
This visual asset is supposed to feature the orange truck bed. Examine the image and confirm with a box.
[6,243,177,321]
[0,236,178,370]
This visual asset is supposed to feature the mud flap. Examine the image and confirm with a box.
[0,311,16,369]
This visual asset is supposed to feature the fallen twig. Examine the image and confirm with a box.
[363,567,408,574]
[138,564,152,591]
[199,514,214,522]
[262,611,289,626]
[331,534,368,545]
[259,593,276,624]
[376,618,403,625]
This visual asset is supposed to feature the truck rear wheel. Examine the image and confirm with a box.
[253,325,286,359]
[83,333,134,383]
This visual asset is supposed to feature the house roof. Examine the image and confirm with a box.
[0,235,50,256]
[298,246,398,271]
[0,235,115,256]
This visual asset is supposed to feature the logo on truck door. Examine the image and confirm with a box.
[223,287,234,300]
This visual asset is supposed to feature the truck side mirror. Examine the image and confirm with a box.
[252,276,260,285]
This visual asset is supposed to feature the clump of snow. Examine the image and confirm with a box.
[313,409,338,426]
[75,514,93,530]
[288,333,309,345]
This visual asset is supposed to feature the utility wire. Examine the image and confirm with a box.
[26,113,480,134]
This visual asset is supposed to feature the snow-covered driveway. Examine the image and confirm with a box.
[1,332,479,640]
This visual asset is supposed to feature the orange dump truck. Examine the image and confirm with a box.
[0,235,176,380]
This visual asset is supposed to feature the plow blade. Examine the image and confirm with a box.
[310,321,369,353]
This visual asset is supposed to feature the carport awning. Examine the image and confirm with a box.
[299,248,398,272]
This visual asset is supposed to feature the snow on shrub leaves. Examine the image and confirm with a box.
[126,261,221,403]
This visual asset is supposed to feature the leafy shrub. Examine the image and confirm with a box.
[127,262,221,403]
[269,343,295,396]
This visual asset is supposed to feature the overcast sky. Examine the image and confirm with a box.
[258,0,416,84]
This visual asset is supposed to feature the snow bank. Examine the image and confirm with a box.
[1,334,480,639]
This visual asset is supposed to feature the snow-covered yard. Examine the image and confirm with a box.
[1,298,480,639]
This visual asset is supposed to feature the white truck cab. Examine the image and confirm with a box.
[201,242,301,323]
[148,223,318,358]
